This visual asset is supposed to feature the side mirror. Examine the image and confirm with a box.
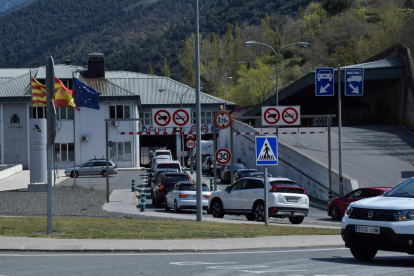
[378,192,385,196]
[225,186,230,192]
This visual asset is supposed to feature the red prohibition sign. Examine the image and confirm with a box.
[154,110,171,127]
[215,148,232,165]
[263,108,280,125]
[186,139,196,149]
[201,125,209,133]
[173,109,190,126]
[282,107,299,124]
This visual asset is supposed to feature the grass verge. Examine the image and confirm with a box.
[0,217,340,239]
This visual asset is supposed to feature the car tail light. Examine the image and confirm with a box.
[114,164,117,168]
[205,194,211,198]
[179,193,189,198]
[269,186,278,193]
[158,177,166,190]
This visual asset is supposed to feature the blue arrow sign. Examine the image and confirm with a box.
[345,68,364,96]
[255,136,278,166]
[142,126,147,132]
[315,68,334,96]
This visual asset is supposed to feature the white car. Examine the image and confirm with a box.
[165,181,211,212]
[208,177,309,224]
[342,177,414,260]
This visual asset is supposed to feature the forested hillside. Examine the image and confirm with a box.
[0,0,413,107]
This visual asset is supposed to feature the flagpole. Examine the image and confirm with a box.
[72,74,76,186]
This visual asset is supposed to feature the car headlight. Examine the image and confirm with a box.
[394,210,414,221]
[345,206,353,218]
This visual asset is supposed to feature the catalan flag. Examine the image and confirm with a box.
[31,76,46,107]
[53,77,77,109]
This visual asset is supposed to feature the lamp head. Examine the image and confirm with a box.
[244,41,259,46]
[296,42,309,48]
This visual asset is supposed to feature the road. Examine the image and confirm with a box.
[0,248,412,275]
[275,125,414,188]
[61,169,340,228]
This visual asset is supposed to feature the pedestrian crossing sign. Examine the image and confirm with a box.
[255,136,278,166]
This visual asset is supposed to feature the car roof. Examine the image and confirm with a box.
[164,172,188,175]
[156,160,180,164]
[177,181,207,185]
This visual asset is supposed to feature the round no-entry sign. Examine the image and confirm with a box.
[186,139,196,150]
[215,148,232,165]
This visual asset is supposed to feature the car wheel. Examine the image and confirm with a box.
[101,170,107,177]
[246,214,255,221]
[155,196,162,208]
[289,217,304,224]
[211,200,224,218]
[70,171,79,178]
[174,200,181,213]
[330,206,341,220]
[253,202,265,222]
[165,198,170,211]
[350,247,377,261]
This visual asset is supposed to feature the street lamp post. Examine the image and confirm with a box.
[244,41,309,132]
[158,88,192,167]
[223,61,245,110]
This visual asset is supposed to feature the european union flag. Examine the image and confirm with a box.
[73,78,100,110]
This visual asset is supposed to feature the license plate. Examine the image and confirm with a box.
[355,226,380,234]
[285,197,299,203]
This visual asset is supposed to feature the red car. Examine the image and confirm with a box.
[327,187,391,220]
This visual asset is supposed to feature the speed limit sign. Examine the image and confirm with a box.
[185,139,196,150]
[215,148,232,165]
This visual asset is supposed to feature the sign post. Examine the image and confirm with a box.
[255,136,278,226]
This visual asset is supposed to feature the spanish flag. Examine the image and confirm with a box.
[31,76,46,107]
[53,77,77,109]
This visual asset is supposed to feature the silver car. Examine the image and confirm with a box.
[64,159,118,178]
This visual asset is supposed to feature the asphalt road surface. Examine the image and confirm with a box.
[1,247,412,275]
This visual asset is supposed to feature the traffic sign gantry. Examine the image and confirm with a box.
[315,68,334,96]
[255,136,278,166]
[185,139,195,150]
[214,111,231,129]
[345,68,364,96]
[215,148,231,165]
[261,106,300,126]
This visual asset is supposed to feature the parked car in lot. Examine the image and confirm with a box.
[327,187,391,220]
[165,181,211,212]
[64,159,117,178]
[234,169,258,181]
[208,177,309,224]
[220,163,246,184]
[151,171,191,208]
[342,178,414,260]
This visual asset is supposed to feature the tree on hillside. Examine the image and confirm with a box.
[322,0,351,16]
[162,57,171,78]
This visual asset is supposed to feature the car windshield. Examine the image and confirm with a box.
[157,163,180,170]
[156,151,170,156]
[270,180,299,187]
[384,178,414,198]
[179,183,210,191]
[226,164,245,170]
[165,175,189,184]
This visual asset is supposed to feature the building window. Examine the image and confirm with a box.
[192,111,216,124]
[54,143,74,162]
[31,106,46,119]
[110,105,130,119]
[139,112,152,125]
[109,142,131,161]
[57,107,74,120]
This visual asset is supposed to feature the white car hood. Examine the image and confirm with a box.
[351,196,414,209]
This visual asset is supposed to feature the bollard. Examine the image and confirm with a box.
[140,193,146,212]
[131,180,135,192]
[328,190,333,201]
[190,165,194,175]
[210,178,213,191]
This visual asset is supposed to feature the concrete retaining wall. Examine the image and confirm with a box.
[0,164,23,181]
[218,120,358,202]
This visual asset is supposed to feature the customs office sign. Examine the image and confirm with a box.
[30,119,47,183]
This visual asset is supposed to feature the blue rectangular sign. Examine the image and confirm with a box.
[345,68,364,96]
[255,136,278,166]
[315,68,334,96]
